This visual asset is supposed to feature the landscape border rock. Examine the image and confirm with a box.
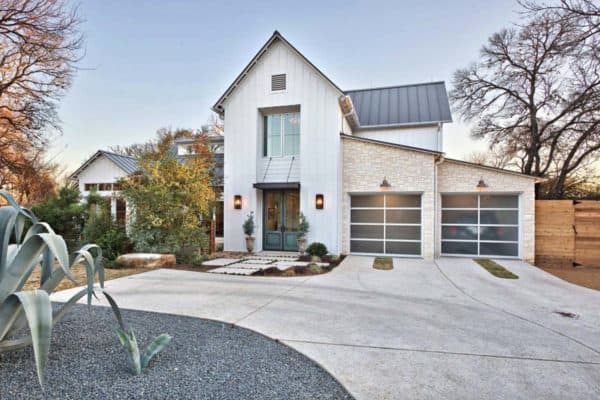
[115,253,176,268]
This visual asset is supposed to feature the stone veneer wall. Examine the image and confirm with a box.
[437,160,536,262]
[341,137,436,259]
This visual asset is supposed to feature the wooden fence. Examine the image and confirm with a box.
[535,200,600,268]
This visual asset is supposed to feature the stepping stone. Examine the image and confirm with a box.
[207,267,260,275]
[240,259,276,265]
[275,261,311,268]
[202,258,241,267]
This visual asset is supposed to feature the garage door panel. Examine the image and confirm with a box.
[351,209,384,223]
[386,241,420,255]
[442,241,478,255]
[442,210,477,224]
[480,210,518,225]
[386,194,421,208]
[480,195,518,208]
[351,195,384,207]
[351,240,384,253]
[351,225,384,239]
[480,242,518,257]
[386,209,421,224]
[480,226,518,241]
[386,225,420,240]
[442,226,477,240]
[441,194,477,208]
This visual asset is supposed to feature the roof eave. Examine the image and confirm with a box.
[357,119,452,130]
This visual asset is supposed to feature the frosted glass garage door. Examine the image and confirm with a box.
[441,194,519,257]
[350,194,421,256]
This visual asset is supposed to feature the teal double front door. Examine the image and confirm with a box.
[263,190,300,251]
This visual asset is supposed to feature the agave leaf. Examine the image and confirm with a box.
[73,249,95,306]
[11,290,52,387]
[0,235,47,304]
[79,244,104,288]
[23,222,56,242]
[116,328,142,375]
[102,290,125,330]
[141,334,172,370]
[0,190,22,210]
[129,329,142,375]
[0,207,19,279]
[37,233,73,283]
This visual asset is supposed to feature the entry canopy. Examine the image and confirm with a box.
[253,182,300,190]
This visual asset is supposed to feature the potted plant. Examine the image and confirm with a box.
[243,211,255,253]
[297,212,309,254]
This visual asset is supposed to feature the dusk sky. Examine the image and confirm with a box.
[56,0,520,173]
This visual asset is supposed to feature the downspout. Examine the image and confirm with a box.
[433,155,445,259]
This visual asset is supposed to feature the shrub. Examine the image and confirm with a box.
[82,201,131,262]
[243,212,255,237]
[306,242,328,258]
[308,264,322,274]
[297,213,309,239]
[31,186,87,252]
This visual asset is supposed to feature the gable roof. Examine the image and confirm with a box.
[345,82,452,128]
[212,31,343,114]
[69,150,139,180]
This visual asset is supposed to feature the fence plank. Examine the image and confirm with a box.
[535,200,575,268]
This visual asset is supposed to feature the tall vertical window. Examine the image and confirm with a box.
[263,112,300,157]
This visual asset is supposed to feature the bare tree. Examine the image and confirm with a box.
[450,1,600,198]
[0,0,82,189]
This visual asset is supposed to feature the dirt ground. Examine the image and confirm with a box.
[23,264,159,292]
[540,267,600,292]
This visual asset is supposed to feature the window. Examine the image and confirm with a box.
[84,183,98,191]
[263,112,300,157]
[271,74,286,91]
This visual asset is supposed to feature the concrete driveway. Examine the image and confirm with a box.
[52,256,600,399]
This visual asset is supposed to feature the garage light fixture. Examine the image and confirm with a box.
[234,195,242,209]
[476,178,488,191]
[380,177,391,190]
[315,194,324,209]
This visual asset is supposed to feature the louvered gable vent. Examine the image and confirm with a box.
[271,74,286,91]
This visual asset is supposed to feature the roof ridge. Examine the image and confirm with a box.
[99,149,136,159]
[345,81,446,93]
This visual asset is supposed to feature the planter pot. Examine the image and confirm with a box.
[297,238,307,255]
[245,236,255,253]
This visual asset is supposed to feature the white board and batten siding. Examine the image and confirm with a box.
[223,39,344,253]
[355,124,442,152]
[77,156,129,196]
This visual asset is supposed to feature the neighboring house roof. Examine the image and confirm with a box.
[212,30,344,114]
[69,150,138,180]
[345,82,452,128]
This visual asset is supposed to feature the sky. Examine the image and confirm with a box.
[55,0,522,173]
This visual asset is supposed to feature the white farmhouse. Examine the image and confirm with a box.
[213,31,537,261]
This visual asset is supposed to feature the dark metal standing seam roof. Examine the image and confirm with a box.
[345,82,452,127]
[100,151,139,175]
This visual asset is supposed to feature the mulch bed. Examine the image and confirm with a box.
[0,304,352,400]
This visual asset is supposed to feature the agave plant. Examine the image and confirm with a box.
[116,328,172,375]
[0,190,123,387]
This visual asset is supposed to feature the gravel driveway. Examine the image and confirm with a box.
[51,256,600,399]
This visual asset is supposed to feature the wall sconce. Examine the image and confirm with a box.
[233,195,242,209]
[315,194,324,209]
[476,178,488,191]
[380,177,391,190]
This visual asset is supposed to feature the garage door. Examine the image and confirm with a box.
[350,194,421,256]
[441,194,519,257]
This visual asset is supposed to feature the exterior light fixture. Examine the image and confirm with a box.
[234,195,242,209]
[315,194,324,209]
[380,177,391,190]
[476,178,488,191]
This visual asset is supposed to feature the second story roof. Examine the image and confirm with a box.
[345,82,452,128]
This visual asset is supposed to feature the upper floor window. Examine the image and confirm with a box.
[271,74,286,91]
[263,112,300,157]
